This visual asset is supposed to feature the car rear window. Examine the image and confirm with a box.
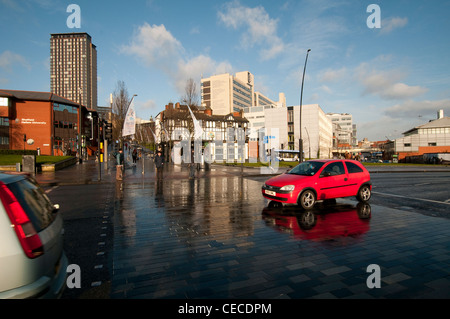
[6,178,56,232]
[346,161,364,173]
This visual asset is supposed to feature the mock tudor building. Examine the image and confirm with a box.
[154,102,249,163]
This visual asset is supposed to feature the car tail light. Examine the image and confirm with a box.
[0,182,44,258]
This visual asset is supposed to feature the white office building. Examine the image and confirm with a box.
[201,71,285,115]
[327,113,356,146]
[300,105,333,159]
[393,109,450,159]
[243,103,332,159]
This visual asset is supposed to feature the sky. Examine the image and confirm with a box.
[1,0,450,141]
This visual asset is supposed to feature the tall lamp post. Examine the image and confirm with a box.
[299,48,311,163]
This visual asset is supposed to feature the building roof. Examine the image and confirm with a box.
[403,116,450,135]
[163,103,248,123]
[0,89,81,107]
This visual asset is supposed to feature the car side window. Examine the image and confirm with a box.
[321,162,345,176]
[346,161,364,173]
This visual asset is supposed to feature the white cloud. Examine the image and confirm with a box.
[320,85,332,94]
[122,23,232,96]
[218,1,284,60]
[0,50,31,72]
[356,62,428,100]
[137,99,158,116]
[176,55,232,93]
[320,67,347,82]
[384,99,450,119]
[123,23,183,70]
[380,17,408,34]
[358,116,408,140]
[190,26,200,35]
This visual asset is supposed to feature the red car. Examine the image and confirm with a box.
[262,159,371,209]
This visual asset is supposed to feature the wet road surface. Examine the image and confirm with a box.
[110,160,450,299]
[39,157,450,299]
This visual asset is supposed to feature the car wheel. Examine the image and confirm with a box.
[357,185,371,202]
[298,190,316,210]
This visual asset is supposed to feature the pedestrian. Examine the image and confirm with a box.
[154,150,164,179]
[189,148,195,179]
[132,148,137,163]
[116,148,125,180]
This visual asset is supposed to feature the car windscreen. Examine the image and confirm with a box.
[7,178,56,232]
[288,161,325,176]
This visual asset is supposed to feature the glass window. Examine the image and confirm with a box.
[345,161,364,174]
[321,162,345,176]
[288,161,325,176]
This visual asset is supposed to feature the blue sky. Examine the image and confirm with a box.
[1,0,449,141]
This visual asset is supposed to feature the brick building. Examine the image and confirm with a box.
[0,89,98,156]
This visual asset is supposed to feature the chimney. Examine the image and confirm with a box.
[175,102,180,109]
[437,109,444,119]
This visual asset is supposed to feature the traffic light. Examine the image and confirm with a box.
[104,122,112,141]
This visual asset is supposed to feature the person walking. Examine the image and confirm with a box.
[189,147,196,179]
[154,150,164,180]
[116,148,125,180]
[132,148,137,163]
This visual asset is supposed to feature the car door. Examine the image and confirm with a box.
[344,161,366,195]
[316,161,348,199]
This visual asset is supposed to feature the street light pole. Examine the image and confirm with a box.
[299,48,311,163]
[305,126,311,160]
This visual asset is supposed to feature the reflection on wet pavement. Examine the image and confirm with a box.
[262,202,371,245]
[111,163,450,299]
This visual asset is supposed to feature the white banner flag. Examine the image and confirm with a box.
[122,100,136,137]
[187,105,203,140]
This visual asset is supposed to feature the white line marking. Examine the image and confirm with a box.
[45,186,59,194]
[373,191,450,206]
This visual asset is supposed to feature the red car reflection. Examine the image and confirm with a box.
[262,202,371,243]
[262,160,371,210]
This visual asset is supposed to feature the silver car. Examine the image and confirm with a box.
[0,172,68,299]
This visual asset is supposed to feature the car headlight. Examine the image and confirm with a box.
[280,185,295,192]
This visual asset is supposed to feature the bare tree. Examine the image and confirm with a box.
[180,78,199,108]
[111,80,129,142]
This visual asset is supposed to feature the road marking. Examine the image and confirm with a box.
[45,185,59,194]
[414,183,431,186]
[373,191,450,206]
